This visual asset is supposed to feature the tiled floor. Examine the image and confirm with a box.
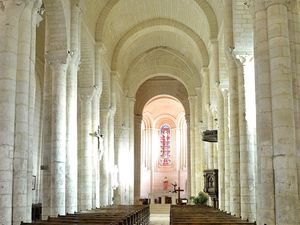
[149,214,170,225]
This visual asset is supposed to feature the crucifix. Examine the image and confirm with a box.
[90,125,104,159]
[171,182,184,205]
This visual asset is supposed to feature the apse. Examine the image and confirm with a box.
[140,95,187,199]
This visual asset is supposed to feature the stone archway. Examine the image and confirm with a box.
[140,95,188,201]
[133,76,190,203]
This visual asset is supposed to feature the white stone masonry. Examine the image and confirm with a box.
[65,1,82,213]
[46,50,69,216]
[78,89,94,211]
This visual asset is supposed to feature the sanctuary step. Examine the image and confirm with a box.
[21,205,149,225]
[150,204,170,214]
[170,205,256,225]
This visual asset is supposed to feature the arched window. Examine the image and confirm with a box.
[160,124,171,166]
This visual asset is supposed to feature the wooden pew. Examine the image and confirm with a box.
[170,205,256,225]
[21,205,149,225]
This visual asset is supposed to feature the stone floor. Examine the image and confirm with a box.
[149,214,170,225]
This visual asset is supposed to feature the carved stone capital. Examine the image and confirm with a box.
[45,50,70,67]
[78,87,95,101]
[95,42,107,55]
[0,0,26,14]
[68,50,80,66]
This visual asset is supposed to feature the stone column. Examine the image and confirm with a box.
[91,89,101,208]
[207,108,214,169]
[65,54,79,214]
[226,49,240,217]
[100,109,110,206]
[13,1,36,224]
[91,43,105,208]
[253,1,275,224]
[41,63,52,219]
[0,2,26,224]
[217,87,225,210]
[27,0,42,221]
[201,68,210,170]
[107,107,116,204]
[266,1,299,224]
[65,1,82,214]
[46,50,69,216]
[209,39,219,110]
[195,88,204,192]
[128,97,135,204]
[189,96,196,195]
[185,114,191,198]
[223,89,230,212]
[236,56,255,222]
[134,114,143,203]
[224,0,240,217]
[78,88,94,211]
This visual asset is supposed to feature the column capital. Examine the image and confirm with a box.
[95,42,107,55]
[201,67,209,74]
[222,89,229,98]
[68,50,80,66]
[71,0,86,14]
[127,96,136,104]
[78,87,95,101]
[209,38,219,49]
[45,50,70,66]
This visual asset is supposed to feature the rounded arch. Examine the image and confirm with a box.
[95,0,218,40]
[125,46,200,84]
[111,18,209,70]
[134,76,190,117]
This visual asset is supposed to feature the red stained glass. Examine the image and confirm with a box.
[160,124,171,166]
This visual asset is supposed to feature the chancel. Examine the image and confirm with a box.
[0,1,300,225]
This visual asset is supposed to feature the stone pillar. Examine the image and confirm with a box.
[100,109,110,206]
[266,1,299,224]
[107,107,116,204]
[128,97,135,204]
[209,39,219,109]
[46,50,69,216]
[27,0,42,221]
[195,88,204,192]
[236,56,255,222]
[206,107,214,169]
[134,114,143,203]
[224,0,240,217]
[0,2,26,224]
[201,68,210,170]
[226,49,240,217]
[185,114,191,198]
[189,96,196,195]
[92,90,101,208]
[217,87,225,210]
[41,63,52,219]
[13,1,36,224]
[78,89,94,211]
[253,1,275,224]
[65,54,79,214]
[223,90,230,212]
[91,43,105,208]
[65,1,82,214]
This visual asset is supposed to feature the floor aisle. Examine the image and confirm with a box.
[149,214,170,225]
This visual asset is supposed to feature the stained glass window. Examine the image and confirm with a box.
[160,124,171,166]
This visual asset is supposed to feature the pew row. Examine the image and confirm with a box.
[170,205,256,225]
[21,205,149,225]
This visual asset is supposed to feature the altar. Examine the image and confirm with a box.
[148,192,177,205]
